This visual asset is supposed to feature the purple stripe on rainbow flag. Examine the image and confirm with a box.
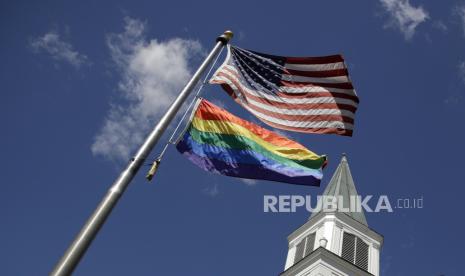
[177,139,322,186]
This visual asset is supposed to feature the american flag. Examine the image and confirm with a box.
[209,45,359,136]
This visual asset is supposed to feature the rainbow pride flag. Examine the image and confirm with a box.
[176,99,327,186]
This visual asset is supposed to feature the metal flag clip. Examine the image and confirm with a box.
[146,158,161,181]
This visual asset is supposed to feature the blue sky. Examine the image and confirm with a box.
[1,0,465,275]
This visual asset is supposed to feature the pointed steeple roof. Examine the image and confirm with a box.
[310,154,368,226]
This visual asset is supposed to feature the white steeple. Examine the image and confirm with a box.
[281,155,383,276]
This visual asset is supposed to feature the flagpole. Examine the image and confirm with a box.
[50,30,233,276]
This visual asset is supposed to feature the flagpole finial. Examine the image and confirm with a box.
[217,30,234,45]
[341,153,348,162]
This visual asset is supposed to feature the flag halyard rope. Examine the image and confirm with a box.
[146,46,224,181]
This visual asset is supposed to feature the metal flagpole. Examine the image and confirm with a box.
[50,30,233,276]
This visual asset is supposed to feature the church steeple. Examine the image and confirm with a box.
[281,155,383,276]
[310,154,367,226]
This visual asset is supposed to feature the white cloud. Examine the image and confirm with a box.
[30,30,89,68]
[454,4,465,36]
[203,183,219,197]
[273,129,295,140]
[379,0,429,40]
[238,30,246,41]
[91,17,202,160]
[444,94,464,105]
[443,61,465,105]
[240,178,258,186]
[208,98,226,109]
[432,20,448,33]
[459,61,465,82]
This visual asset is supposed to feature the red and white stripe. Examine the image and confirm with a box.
[210,46,359,136]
